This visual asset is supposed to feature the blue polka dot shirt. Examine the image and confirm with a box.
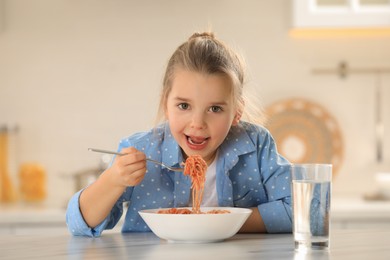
[66,121,292,237]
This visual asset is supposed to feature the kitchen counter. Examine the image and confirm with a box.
[1,229,389,259]
[0,204,121,235]
[0,204,68,235]
[0,204,65,224]
[1,196,390,234]
[331,195,390,229]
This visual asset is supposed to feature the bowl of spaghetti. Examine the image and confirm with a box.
[139,155,252,242]
[139,206,252,243]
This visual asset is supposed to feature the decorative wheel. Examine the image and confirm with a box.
[265,98,343,177]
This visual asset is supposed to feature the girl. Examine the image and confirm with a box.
[66,32,292,237]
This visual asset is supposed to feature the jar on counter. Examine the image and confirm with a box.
[0,125,18,203]
[19,163,46,202]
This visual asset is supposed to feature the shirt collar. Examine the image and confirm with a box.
[220,122,256,157]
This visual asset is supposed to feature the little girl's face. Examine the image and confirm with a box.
[165,69,239,165]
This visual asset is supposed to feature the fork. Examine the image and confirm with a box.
[88,148,183,172]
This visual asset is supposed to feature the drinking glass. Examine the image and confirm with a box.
[291,164,332,251]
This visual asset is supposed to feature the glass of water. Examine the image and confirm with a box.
[291,164,332,251]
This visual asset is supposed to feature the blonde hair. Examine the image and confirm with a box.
[156,32,265,125]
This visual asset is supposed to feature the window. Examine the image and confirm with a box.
[292,0,390,28]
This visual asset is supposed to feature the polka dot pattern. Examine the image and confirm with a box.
[66,122,292,236]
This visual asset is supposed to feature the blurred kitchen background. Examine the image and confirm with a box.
[1,0,390,234]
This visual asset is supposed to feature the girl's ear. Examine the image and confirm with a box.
[232,110,242,126]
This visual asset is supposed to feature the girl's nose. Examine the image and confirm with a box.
[190,113,206,129]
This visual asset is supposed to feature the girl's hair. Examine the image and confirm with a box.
[156,32,265,125]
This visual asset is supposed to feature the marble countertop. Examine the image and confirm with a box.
[1,229,390,259]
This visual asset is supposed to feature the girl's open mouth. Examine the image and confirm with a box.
[186,135,209,150]
[188,136,206,145]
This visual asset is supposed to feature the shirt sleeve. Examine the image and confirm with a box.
[257,130,292,233]
[65,189,124,237]
[65,136,139,237]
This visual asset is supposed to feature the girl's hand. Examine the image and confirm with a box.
[107,147,147,188]
[79,147,146,228]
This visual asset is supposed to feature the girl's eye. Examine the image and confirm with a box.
[178,103,189,110]
[210,106,223,113]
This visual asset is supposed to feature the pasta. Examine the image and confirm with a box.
[183,155,207,213]
[157,208,230,214]
[157,155,230,215]
[157,208,192,214]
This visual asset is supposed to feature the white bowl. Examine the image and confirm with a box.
[139,207,252,243]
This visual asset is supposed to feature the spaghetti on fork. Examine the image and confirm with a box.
[157,155,230,214]
[183,155,207,213]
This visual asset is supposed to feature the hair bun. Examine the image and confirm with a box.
[189,32,215,40]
